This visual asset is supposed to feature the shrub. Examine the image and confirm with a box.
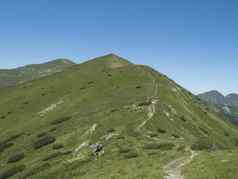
[36,132,48,138]
[80,87,86,90]
[0,165,25,179]
[49,127,57,132]
[0,143,14,153]
[33,135,56,149]
[224,131,230,137]
[176,145,186,152]
[180,116,186,122]
[143,142,175,150]
[107,128,116,133]
[88,81,94,84]
[0,116,6,119]
[119,146,131,154]
[138,101,152,106]
[52,143,64,150]
[199,127,209,135]
[7,152,25,163]
[157,128,166,134]
[3,133,23,144]
[149,132,158,137]
[135,86,142,89]
[172,134,180,138]
[110,109,118,113]
[191,138,211,151]
[42,152,62,161]
[20,163,50,179]
[50,116,72,125]
[123,151,138,159]
[61,149,73,155]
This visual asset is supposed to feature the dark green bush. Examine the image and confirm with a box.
[199,127,209,135]
[143,142,175,150]
[3,133,23,144]
[191,138,211,150]
[180,116,186,122]
[88,81,94,84]
[50,116,72,125]
[138,101,151,106]
[52,143,64,150]
[119,146,131,154]
[42,152,62,161]
[33,135,56,149]
[149,132,158,137]
[0,143,14,153]
[176,145,186,152]
[157,128,166,134]
[123,151,138,159]
[36,132,48,138]
[172,134,180,138]
[0,165,25,179]
[107,128,116,133]
[49,127,57,132]
[20,163,50,179]
[0,116,6,119]
[7,152,25,163]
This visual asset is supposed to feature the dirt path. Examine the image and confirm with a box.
[137,97,158,129]
[163,150,198,179]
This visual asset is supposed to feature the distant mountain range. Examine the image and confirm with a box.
[198,90,238,122]
[0,59,75,88]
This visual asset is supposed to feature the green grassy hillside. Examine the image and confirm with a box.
[0,59,75,88]
[0,54,238,179]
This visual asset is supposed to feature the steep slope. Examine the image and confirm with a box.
[0,54,238,179]
[0,59,75,88]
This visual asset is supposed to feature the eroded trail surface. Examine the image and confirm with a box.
[163,151,198,179]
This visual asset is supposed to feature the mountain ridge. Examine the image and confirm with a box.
[1,55,238,178]
[0,58,75,88]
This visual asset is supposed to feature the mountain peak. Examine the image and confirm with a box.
[85,53,132,69]
[198,90,225,105]
[207,90,224,96]
[45,58,75,65]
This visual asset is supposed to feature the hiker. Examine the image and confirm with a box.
[90,143,104,158]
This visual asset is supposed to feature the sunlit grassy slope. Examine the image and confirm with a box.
[184,150,238,179]
[0,54,238,179]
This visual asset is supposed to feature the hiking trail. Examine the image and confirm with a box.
[163,150,198,179]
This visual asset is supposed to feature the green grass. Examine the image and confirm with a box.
[184,150,238,179]
[0,54,238,178]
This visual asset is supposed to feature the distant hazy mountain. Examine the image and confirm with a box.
[226,93,238,106]
[197,90,226,105]
[198,90,238,122]
[0,59,75,88]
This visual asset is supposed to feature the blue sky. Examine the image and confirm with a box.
[0,0,237,95]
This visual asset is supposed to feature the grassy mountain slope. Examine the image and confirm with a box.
[0,59,75,88]
[1,54,238,179]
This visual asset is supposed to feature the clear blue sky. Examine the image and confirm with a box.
[0,0,237,95]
